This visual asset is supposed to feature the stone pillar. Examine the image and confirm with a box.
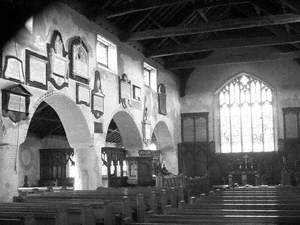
[0,121,28,202]
[71,144,98,190]
[0,144,19,202]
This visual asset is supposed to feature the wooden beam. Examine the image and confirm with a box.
[106,0,191,19]
[106,0,250,19]
[166,50,300,69]
[148,35,300,57]
[127,13,300,41]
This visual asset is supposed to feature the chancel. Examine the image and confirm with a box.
[2,0,300,224]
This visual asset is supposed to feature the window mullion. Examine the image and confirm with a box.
[260,84,265,152]
[249,82,254,153]
[229,93,233,153]
[239,83,243,153]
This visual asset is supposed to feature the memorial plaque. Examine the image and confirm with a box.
[76,83,90,106]
[119,73,131,108]
[30,56,47,83]
[8,93,26,112]
[133,85,141,101]
[93,95,104,111]
[94,122,103,133]
[3,56,25,83]
[48,30,69,89]
[2,84,31,123]
[121,82,131,99]
[51,55,68,77]
[25,49,48,90]
[69,37,89,84]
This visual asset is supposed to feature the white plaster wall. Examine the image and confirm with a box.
[0,3,181,201]
[181,49,300,153]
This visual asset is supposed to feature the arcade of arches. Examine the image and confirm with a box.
[1,2,300,203]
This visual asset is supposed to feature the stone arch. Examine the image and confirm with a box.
[105,110,143,153]
[152,121,173,151]
[21,92,94,190]
[215,71,274,94]
[152,121,176,173]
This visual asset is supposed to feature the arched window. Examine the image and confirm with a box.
[219,74,274,153]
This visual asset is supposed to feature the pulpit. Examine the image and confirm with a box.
[126,156,153,186]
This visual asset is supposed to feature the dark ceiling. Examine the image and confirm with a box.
[2,0,300,95]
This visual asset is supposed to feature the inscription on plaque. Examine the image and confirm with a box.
[93,95,104,111]
[8,93,26,112]
[3,57,24,82]
[30,56,47,84]
[51,55,68,77]
[25,49,48,90]
[76,83,90,106]
[48,30,69,89]
[70,38,89,84]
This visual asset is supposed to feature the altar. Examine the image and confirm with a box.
[228,154,259,186]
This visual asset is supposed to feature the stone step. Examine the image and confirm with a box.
[194,199,300,204]
[165,208,300,216]
[146,214,300,224]
[184,203,300,210]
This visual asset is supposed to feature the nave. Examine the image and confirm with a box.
[2,177,300,225]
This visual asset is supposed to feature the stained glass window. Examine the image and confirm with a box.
[219,74,274,153]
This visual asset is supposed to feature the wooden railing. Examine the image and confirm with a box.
[156,174,210,199]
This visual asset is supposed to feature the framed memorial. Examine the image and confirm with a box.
[25,49,49,90]
[76,83,90,107]
[158,83,167,115]
[2,84,31,123]
[2,56,25,83]
[69,37,89,84]
[92,70,104,118]
[119,73,131,108]
[132,85,141,101]
[47,30,69,89]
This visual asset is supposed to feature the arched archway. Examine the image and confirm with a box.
[152,121,176,173]
[20,93,95,190]
[106,110,143,153]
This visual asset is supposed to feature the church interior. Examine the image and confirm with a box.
[1,0,300,224]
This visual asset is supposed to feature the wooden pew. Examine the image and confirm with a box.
[3,201,113,225]
[19,186,185,223]
[128,186,300,225]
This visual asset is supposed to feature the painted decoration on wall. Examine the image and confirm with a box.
[92,70,105,118]
[142,96,151,144]
[119,73,131,108]
[158,83,167,115]
[47,30,69,89]
[25,49,48,90]
[2,84,31,123]
[3,56,25,83]
[76,83,90,106]
[69,37,89,84]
